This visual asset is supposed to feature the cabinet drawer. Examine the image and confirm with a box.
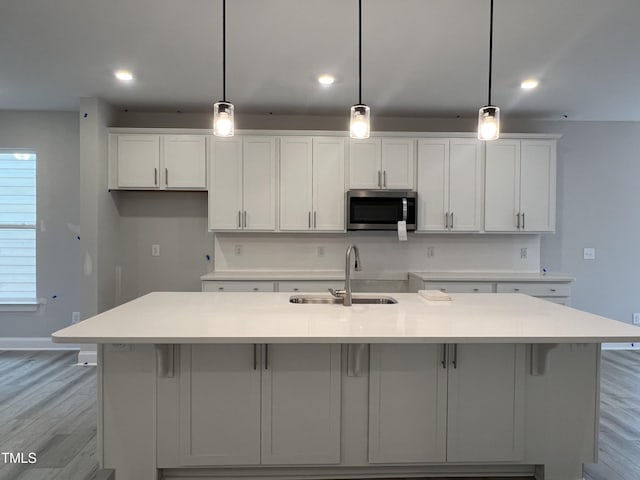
[277,281,342,293]
[202,281,275,292]
[422,282,493,294]
[495,283,570,297]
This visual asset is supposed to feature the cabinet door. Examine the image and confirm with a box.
[116,135,160,188]
[349,138,382,189]
[279,137,313,231]
[484,140,520,231]
[179,345,261,465]
[449,139,482,231]
[520,140,556,232]
[381,138,415,189]
[313,137,346,231]
[417,139,449,231]
[369,344,447,463]
[209,137,243,230]
[446,344,525,462]
[243,137,277,231]
[261,344,341,465]
[162,135,206,189]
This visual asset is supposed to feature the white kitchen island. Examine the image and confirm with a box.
[53,292,640,480]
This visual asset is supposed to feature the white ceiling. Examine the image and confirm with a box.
[2,0,639,121]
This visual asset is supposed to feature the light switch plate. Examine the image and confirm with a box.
[151,244,160,256]
[583,247,595,260]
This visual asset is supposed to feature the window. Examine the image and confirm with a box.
[0,151,37,305]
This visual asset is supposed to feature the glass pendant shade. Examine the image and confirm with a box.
[213,101,234,137]
[478,105,500,141]
[350,104,370,139]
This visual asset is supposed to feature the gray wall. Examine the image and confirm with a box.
[0,111,80,337]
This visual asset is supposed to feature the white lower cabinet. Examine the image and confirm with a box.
[179,344,341,467]
[368,343,525,464]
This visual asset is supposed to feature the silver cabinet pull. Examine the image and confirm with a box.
[155,344,175,377]
[218,286,224,291]
[444,212,449,229]
[253,287,259,291]
[452,344,458,369]
[154,168,158,186]
[514,288,520,292]
[238,211,242,228]
[253,344,258,370]
[450,212,454,229]
[440,288,447,292]
[264,344,269,370]
[473,288,479,292]
[516,212,521,229]
[314,211,317,229]
[522,212,525,230]
[308,211,311,228]
[441,344,447,369]
[550,288,556,292]
[377,170,381,188]
[293,287,299,291]
[243,211,247,228]
[383,170,387,188]
[165,168,169,186]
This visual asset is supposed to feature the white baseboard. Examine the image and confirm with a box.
[0,337,80,350]
[602,342,640,350]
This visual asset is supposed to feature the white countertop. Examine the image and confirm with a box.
[52,292,640,344]
[409,272,575,283]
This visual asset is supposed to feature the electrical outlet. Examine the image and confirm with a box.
[427,246,435,258]
[317,246,325,257]
[633,313,640,325]
[151,244,160,256]
[71,312,80,324]
[520,247,528,259]
[583,247,595,260]
[234,244,243,256]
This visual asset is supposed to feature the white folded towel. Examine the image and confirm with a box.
[418,289,452,301]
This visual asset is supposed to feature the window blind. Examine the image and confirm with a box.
[0,152,36,303]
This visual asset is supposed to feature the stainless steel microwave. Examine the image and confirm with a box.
[347,190,417,231]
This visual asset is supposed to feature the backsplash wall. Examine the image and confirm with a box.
[214,232,542,276]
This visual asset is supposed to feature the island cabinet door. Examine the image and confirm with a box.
[179,344,261,466]
[368,344,447,463]
[446,343,526,462]
[261,344,342,465]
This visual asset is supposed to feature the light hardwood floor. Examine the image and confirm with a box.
[0,349,638,480]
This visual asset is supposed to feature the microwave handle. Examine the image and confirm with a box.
[402,197,408,222]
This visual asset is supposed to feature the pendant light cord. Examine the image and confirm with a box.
[358,0,362,105]
[488,0,493,106]
[222,0,227,102]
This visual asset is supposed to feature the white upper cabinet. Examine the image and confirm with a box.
[208,136,277,231]
[111,133,206,190]
[349,137,415,189]
[485,139,556,232]
[417,138,482,232]
[162,135,207,189]
[116,135,161,188]
[280,137,345,232]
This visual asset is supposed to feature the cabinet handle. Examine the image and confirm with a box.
[440,288,446,292]
[522,212,525,230]
[264,344,269,370]
[243,211,247,228]
[516,212,521,229]
[238,211,242,228]
[550,288,556,292]
[444,212,449,229]
[253,287,259,291]
[441,344,447,369]
[450,212,454,229]
[253,344,257,370]
[154,168,158,186]
[383,170,387,188]
[165,168,168,186]
[452,344,458,369]
[308,211,311,228]
[314,211,317,229]
[293,287,299,291]
[514,288,520,292]
[473,288,479,292]
[218,287,224,291]
[377,170,381,188]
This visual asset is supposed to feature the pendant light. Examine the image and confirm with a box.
[213,0,234,137]
[350,0,370,139]
[478,0,500,141]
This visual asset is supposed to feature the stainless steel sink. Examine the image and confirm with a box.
[289,295,398,305]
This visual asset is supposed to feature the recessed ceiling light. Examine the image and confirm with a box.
[520,79,539,90]
[318,74,335,85]
[115,70,134,82]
